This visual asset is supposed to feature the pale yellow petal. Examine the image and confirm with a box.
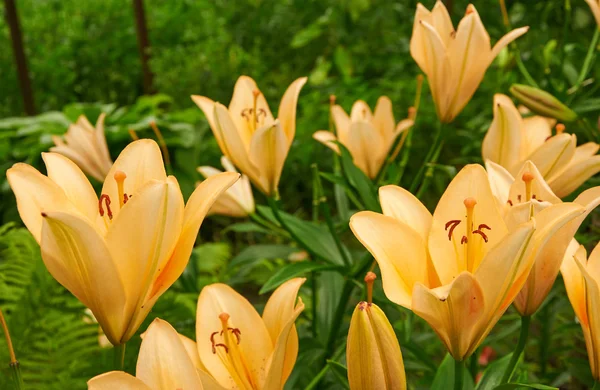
[419,20,451,121]
[178,334,206,371]
[6,163,75,242]
[512,203,585,316]
[40,211,126,345]
[313,130,340,154]
[331,104,351,144]
[429,164,507,283]
[508,160,561,205]
[94,113,113,172]
[410,3,434,74]
[485,160,514,208]
[549,155,600,198]
[277,77,307,144]
[49,144,105,182]
[522,116,553,157]
[229,76,275,148]
[196,283,273,390]
[561,240,587,323]
[350,100,373,122]
[248,121,289,195]
[347,121,384,179]
[430,1,455,46]
[490,26,530,60]
[137,319,203,390]
[101,139,167,223]
[192,95,228,154]
[412,272,485,360]
[42,152,99,224]
[346,302,406,390]
[143,172,239,308]
[373,96,395,142]
[350,211,429,309]
[525,133,576,181]
[214,103,259,182]
[379,185,432,241]
[482,94,523,171]
[88,372,150,390]
[469,221,535,356]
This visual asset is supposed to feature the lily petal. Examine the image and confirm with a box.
[278,77,308,144]
[313,130,340,154]
[191,96,227,153]
[489,26,529,61]
[262,278,306,390]
[40,211,126,345]
[331,105,351,144]
[373,96,395,142]
[229,76,274,147]
[485,160,514,208]
[6,163,75,242]
[137,319,203,390]
[42,152,99,225]
[379,185,432,242]
[101,139,167,223]
[525,133,576,181]
[248,121,289,195]
[410,3,434,74]
[88,372,150,390]
[509,160,561,205]
[347,121,384,179]
[196,284,273,390]
[522,116,554,157]
[350,211,429,308]
[412,272,485,360]
[561,240,586,323]
[482,94,523,171]
[549,155,600,198]
[586,0,600,28]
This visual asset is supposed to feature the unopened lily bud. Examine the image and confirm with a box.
[346,273,406,390]
[510,84,577,122]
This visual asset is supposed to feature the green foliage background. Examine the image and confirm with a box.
[0,0,600,389]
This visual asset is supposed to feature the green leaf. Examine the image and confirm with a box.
[259,262,336,294]
[476,353,513,390]
[493,384,558,390]
[431,354,474,390]
[327,360,349,389]
[337,143,380,212]
[222,221,272,235]
[228,244,297,269]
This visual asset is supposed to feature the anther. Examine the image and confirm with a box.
[478,224,491,231]
[507,200,513,206]
[461,236,468,244]
[445,219,461,241]
[99,194,113,219]
[214,343,228,353]
[472,229,489,242]
[364,272,376,304]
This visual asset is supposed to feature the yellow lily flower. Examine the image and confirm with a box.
[347,272,406,390]
[88,318,208,390]
[586,0,600,28]
[313,98,413,179]
[196,277,305,390]
[482,94,600,198]
[486,160,600,316]
[6,140,239,345]
[192,76,307,196]
[350,164,583,360]
[410,2,528,123]
[561,241,600,380]
[198,156,255,218]
[51,114,113,182]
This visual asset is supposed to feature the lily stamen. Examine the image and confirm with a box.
[252,90,261,132]
[464,197,477,271]
[98,194,113,219]
[365,272,376,305]
[444,219,461,241]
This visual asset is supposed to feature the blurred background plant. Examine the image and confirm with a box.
[1,0,600,389]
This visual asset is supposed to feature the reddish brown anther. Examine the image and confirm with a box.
[472,229,489,243]
[461,236,468,244]
[445,220,461,240]
[99,194,113,219]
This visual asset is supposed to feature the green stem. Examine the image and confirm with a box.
[592,381,600,390]
[248,212,289,238]
[409,120,443,193]
[303,364,330,390]
[311,272,318,339]
[0,308,23,390]
[114,343,126,371]
[395,123,413,185]
[500,315,531,384]
[454,358,465,390]
[415,140,444,199]
[570,28,600,99]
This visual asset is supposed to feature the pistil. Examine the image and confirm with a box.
[522,171,534,202]
[464,197,477,272]
[365,272,376,305]
[252,89,260,133]
[114,171,127,208]
[211,313,254,390]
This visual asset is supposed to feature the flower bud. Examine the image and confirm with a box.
[510,84,577,122]
[347,280,406,390]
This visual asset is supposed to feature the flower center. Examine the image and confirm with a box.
[444,197,492,272]
[98,170,132,220]
[210,313,256,390]
[506,171,541,206]
[240,90,266,133]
